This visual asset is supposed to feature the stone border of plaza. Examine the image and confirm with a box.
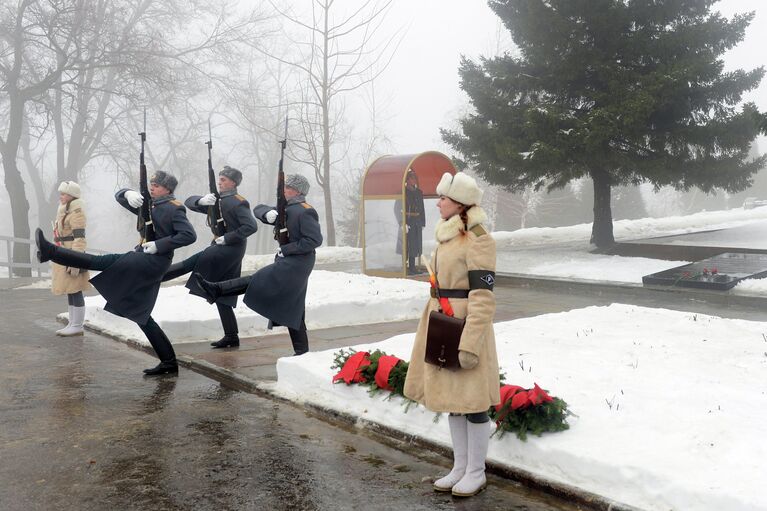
[180,356,639,511]
[496,272,767,309]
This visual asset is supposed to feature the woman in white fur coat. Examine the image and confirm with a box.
[404,171,499,497]
[50,181,91,336]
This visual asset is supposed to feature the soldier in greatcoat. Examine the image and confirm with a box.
[394,169,426,274]
[403,172,499,498]
[161,166,258,348]
[50,181,91,336]
[36,171,197,375]
[191,174,323,356]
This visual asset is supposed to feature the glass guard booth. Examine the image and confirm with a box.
[361,152,457,277]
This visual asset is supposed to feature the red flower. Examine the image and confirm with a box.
[332,351,371,384]
[511,391,531,410]
[374,355,402,391]
[528,383,554,406]
[496,385,525,411]
[711,268,718,274]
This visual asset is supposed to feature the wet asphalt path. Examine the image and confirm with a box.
[0,288,581,511]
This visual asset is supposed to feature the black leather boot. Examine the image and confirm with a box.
[143,360,179,376]
[289,328,309,356]
[36,228,95,268]
[210,334,240,349]
[194,273,251,304]
[138,317,178,376]
[211,305,239,348]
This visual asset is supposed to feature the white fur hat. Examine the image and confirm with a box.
[435,172,483,206]
[58,180,81,199]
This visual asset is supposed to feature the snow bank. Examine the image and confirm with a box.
[273,304,767,511]
[492,206,767,249]
[79,270,428,344]
[242,246,361,272]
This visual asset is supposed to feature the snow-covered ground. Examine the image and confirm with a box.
[241,246,361,272]
[493,205,767,248]
[78,270,427,345]
[494,206,767,287]
[273,304,767,511]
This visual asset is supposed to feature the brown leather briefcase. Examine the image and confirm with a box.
[425,310,465,370]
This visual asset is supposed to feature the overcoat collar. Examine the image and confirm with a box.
[435,206,488,242]
[152,194,175,205]
[288,194,306,205]
[57,198,84,215]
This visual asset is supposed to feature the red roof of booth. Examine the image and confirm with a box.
[362,151,456,196]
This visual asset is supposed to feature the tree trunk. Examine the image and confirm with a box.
[2,151,32,277]
[321,8,335,246]
[2,93,32,276]
[590,168,615,248]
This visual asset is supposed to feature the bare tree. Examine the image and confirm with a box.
[223,50,295,254]
[1,0,270,271]
[0,0,85,274]
[263,0,402,245]
[337,77,393,247]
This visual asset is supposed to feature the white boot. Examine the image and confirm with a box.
[55,305,73,336]
[58,306,85,337]
[451,420,491,497]
[433,415,468,491]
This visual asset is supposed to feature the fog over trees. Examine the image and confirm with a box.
[2,0,767,273]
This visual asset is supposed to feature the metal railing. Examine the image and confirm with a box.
[0,235,48,279]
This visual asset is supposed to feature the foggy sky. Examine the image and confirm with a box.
[375,0,767,156]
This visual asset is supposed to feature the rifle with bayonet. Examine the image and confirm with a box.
[205,120,226,237]
[137,108,155,243]
[274,116,289,245]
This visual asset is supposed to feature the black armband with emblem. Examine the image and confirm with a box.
[469,270,495,291]
[72,229,86,238]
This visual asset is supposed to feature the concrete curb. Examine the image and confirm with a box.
[75,314,641,510]
[176,355,641,511]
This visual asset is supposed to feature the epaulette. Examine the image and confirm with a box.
[470,224,488,237]
[235,194,246,202]
[301,202,313,209]
[170,199,183,206]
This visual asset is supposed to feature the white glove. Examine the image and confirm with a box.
[265,209,278,223]
[214,236,226,245]
[125,190,143,208]
[458,350,479,370]
[141,241,158,254]
[276,247,284,258]
[198,193,217,206]
[66,266,81,276]
[405,224,410,233]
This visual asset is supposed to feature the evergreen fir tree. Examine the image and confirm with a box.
[442,0,765,248]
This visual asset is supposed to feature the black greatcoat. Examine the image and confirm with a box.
[394,185,426,258]
[184,190,258,307]
[248,196,323,330]
[90,190,196,325]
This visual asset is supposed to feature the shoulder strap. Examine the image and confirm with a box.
[470,224,487,237]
